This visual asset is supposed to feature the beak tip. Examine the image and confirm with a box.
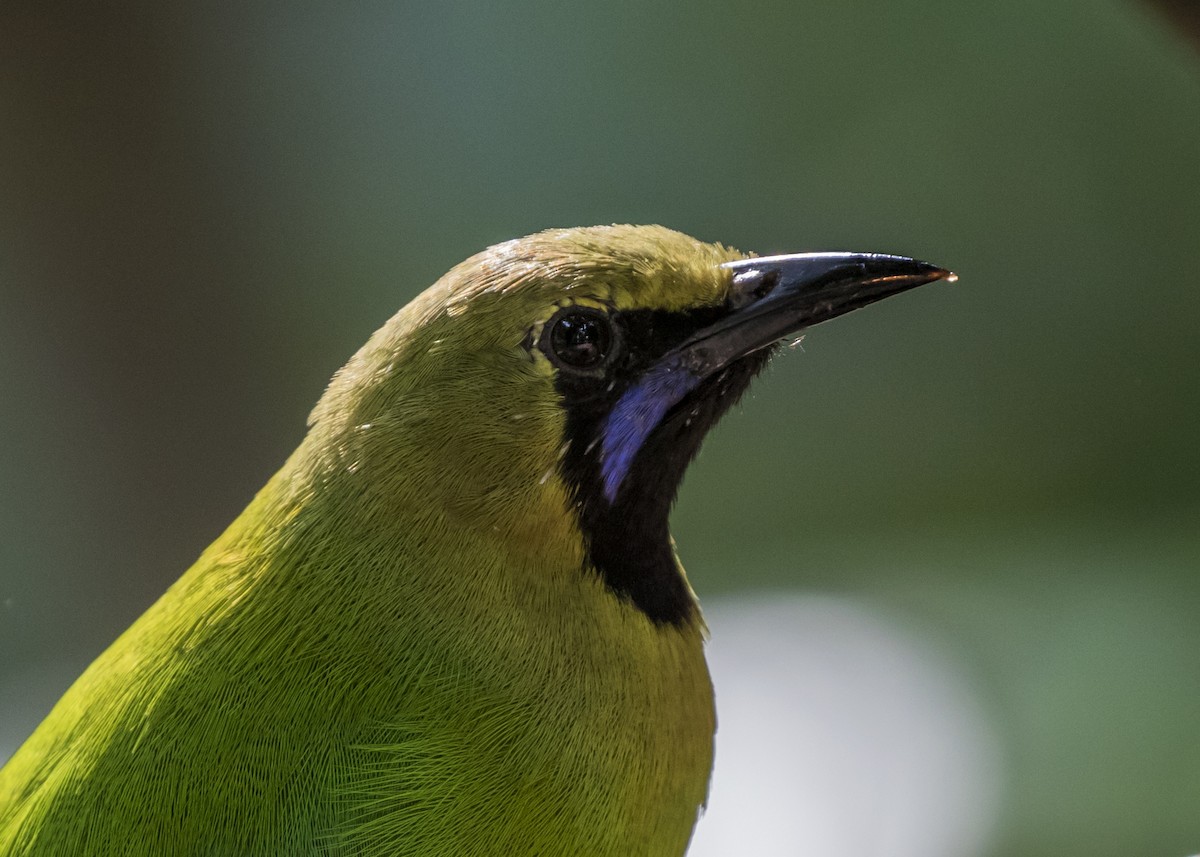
[907,261,957,286]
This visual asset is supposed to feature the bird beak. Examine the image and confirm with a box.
[672,253,957,376]
[596,251,955,505]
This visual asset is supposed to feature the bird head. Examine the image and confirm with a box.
[304,225,952,626]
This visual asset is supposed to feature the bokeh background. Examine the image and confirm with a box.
[2,2,1198,855]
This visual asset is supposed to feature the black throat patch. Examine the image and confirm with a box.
[543,306,773,627]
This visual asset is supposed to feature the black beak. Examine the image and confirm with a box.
[672,252,956,376]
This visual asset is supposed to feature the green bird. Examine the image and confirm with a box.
[0,225,952,856]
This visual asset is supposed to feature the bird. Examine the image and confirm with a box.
[0,225,953,856]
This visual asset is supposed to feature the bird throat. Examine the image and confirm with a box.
[553,307,773,627]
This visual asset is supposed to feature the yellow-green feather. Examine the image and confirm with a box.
[0,226,746,856]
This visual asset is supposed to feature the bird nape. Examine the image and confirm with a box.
[0,225,953,857]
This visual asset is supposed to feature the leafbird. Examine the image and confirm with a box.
[0,225,953,856]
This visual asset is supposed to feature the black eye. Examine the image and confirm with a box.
[546,308,613,370]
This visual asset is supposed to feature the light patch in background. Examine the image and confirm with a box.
[691,593,1002,857]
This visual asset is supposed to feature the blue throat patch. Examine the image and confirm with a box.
[600,359,703,502]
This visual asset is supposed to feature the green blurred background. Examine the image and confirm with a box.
[1,2,1197,855]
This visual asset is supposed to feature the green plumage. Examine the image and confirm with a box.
[0,227,730,856]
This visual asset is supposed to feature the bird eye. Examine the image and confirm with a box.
[545,308,613,370]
